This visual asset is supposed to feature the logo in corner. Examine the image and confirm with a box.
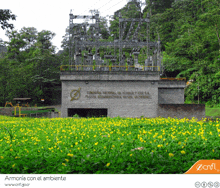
[70,87,81,101]
[185,160,220,174]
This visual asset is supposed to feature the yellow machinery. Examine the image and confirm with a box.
[5,101,14,107]
[14,106,27,117]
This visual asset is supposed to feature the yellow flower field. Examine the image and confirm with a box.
[0,115,219,174]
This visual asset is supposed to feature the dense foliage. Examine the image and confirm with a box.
[0,26,61,106]
[148,0,220,106]
[0,1,219,106]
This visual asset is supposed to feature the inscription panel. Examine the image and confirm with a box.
[62,80,158,118]
[85,90,151,99]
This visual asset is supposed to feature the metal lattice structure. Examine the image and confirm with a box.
[68,7,162,72]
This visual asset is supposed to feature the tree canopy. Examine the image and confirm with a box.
[0,9,16,30]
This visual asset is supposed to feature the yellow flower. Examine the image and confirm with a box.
[71,145,73,147]
[121,143,124,145]
[95,142,98,145]
[12,164,16,168]
[106,163,110,167]
[1,156,4,159]
[169,153,174,157]
[67,153,74,157]
[62,163,66,166]
[65,159,69,162]
[130,154,133,157]
[75,142,78,145]
[213,149,214,152]
[10,149,13,152]
[104,146,107,149]
[181,150,186,154]
[94,135,96,138]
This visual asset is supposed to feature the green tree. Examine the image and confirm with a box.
[0,9,16,30]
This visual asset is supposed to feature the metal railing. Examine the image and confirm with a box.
[160,77,186,81]
[60,65,160,71]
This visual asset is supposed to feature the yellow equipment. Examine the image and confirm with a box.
[14,106,27,117]
[5,102,14,107]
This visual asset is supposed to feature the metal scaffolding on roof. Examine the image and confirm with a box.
[68,4,161,72]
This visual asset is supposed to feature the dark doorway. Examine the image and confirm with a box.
[68,108,108,118]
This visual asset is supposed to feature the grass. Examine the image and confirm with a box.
[0,115,219,174]
[206,107,220,117]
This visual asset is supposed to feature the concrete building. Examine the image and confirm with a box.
[60,71,205,120]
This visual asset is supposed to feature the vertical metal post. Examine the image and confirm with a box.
[95,14,99,68]
[119,13,122,69]
[157,33,161,72]
[69,10,73,71]
[147,13,150,72]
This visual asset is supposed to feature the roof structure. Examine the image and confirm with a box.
[13,98,31,101]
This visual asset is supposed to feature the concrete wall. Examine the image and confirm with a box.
[0,107,39,116]
[60,71,160,81]
[0,108,59,118]
[60,72,206,119]
[158,88,185,104]
[61,80,159,118]
[157,104,205,120]
[158,80,185,104]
